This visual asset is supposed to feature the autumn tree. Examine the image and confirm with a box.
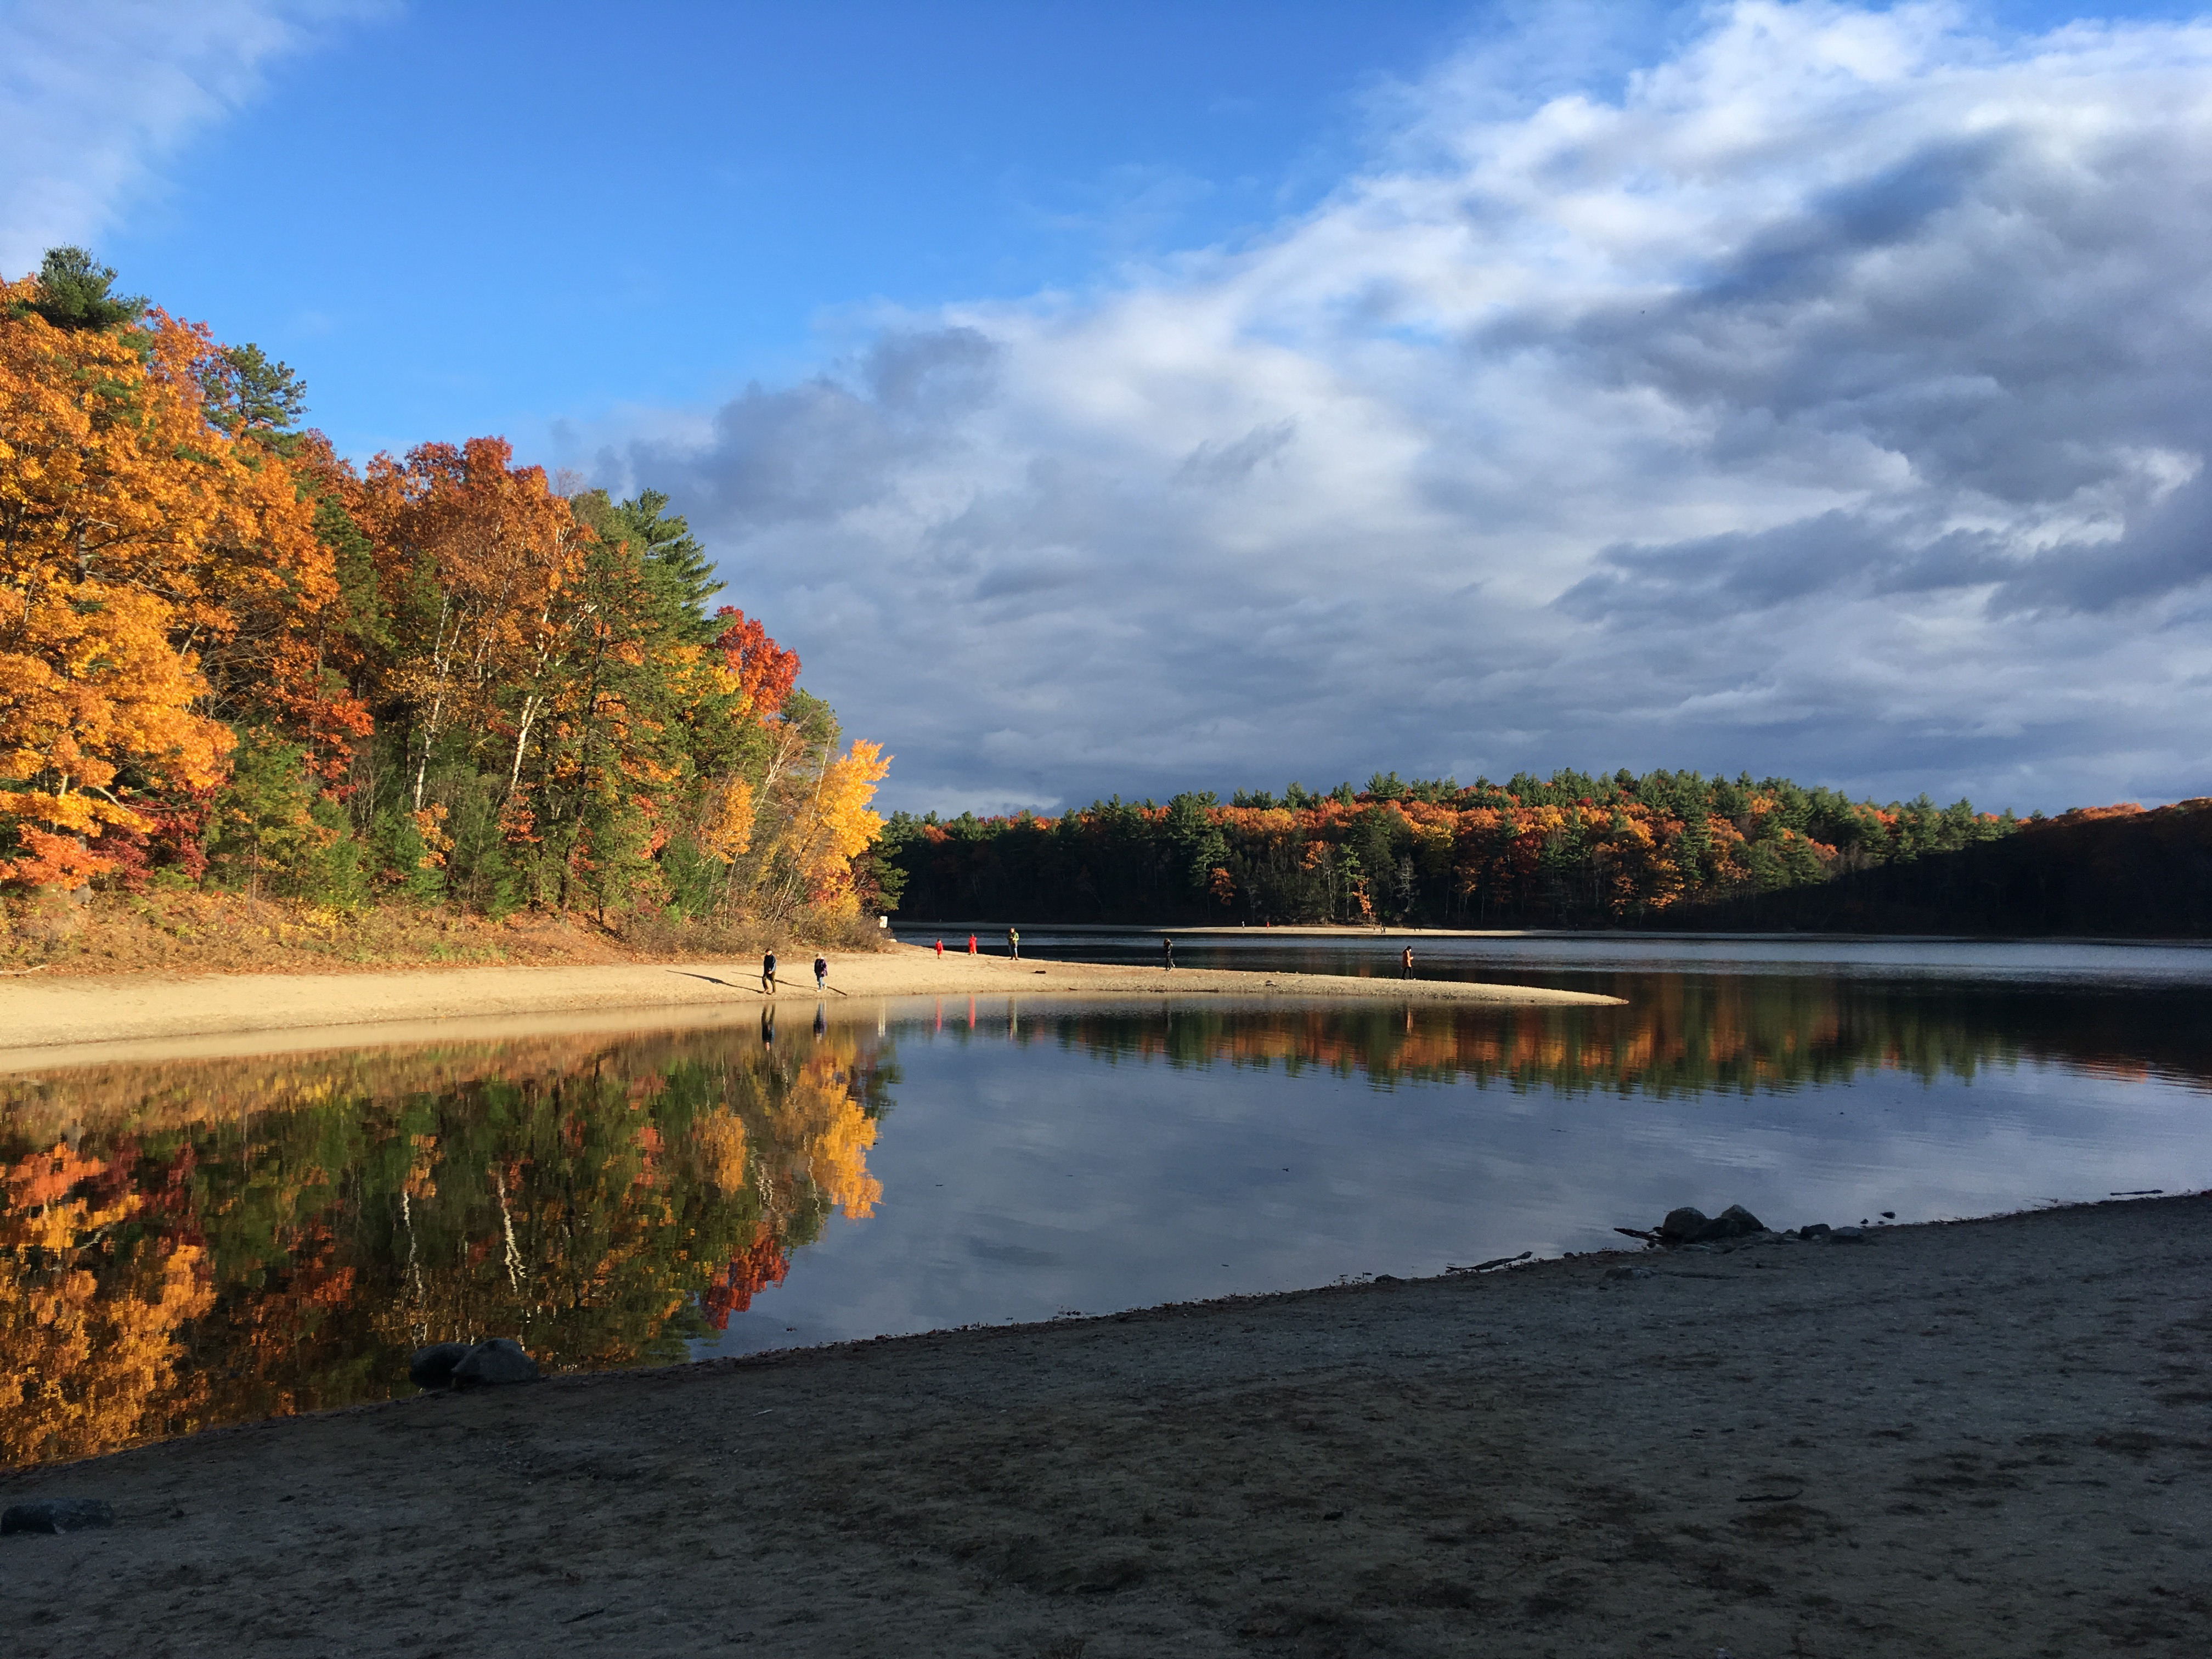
[348,437,584,814]
[3,250,891,929]
[0,255,354,888]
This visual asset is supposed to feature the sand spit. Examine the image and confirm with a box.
[0,946,1619,1057]
[4,1195,2207,1657]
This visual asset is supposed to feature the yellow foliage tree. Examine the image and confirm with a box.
[0,1143,214,1464]
[755,737,890,919]
[0,269,340,887]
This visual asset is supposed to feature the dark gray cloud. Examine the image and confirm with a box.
[596,4,2212,815]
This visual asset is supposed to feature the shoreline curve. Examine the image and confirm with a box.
[0,944,1621,1058]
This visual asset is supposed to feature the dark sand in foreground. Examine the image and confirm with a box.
[4,1195,2207,1657]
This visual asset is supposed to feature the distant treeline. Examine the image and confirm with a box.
[883,770,2211,935]
[1673,799,2212,938]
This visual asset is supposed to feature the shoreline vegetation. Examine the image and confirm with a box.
[3,249,895,969]
[5,1193,2205,1656]
[886,774,2212,938]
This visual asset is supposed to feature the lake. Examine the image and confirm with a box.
[4,934,2207,1466]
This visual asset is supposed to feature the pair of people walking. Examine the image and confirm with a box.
[930,931,1016,958]
[760,951,829,992]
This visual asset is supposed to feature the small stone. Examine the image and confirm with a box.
[1831,1226,1866,1243]
[1799,1223,1832,1240]
[452,1337,538,1387]
[1658,1206,1709,1244]
[408,1342,474,1390]
[2,1499,115,1536]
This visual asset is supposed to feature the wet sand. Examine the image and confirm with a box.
[4,1194,2206,1657]
[0,946,1619,1057]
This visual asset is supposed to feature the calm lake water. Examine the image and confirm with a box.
[4,934,2207,1466]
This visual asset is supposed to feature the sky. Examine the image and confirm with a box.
[5,0,2209,816]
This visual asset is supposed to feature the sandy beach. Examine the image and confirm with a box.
[1,1193,2204,1657]
[0,945,1619,1058]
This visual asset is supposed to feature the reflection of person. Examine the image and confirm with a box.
[759,1005,775,1046]
[814,955,828,990]
[761,950,778,993]
[1162,936,1175,970]
[1007,928,1020,960]
[1401,945,1414,980]
[814,1003,827,1036]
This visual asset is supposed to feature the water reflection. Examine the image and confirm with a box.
[1040,976,2212,1096]
[0,1028,892,1468]
[3,955,2207,1467]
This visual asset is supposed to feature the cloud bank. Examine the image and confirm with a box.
[605,2,2208,814]
[0,0,369,273]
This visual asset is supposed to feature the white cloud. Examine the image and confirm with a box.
[591,2,2212,814]
[0,0,375,273]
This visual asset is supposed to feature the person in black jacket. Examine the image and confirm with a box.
[761,950,778,993]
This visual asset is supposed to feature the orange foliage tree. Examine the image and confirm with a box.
[0,257,363,888]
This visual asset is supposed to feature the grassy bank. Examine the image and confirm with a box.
[0,889,885,978]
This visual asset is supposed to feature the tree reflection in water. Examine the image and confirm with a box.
[0,1026,893,1467]
[4,965,2204,1468]
[1036,974,2212,1098]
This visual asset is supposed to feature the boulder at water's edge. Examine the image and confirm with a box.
[452,1338,539,1387]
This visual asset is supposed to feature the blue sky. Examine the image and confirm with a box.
[45,1,1495,456]
[7,1,2210,815]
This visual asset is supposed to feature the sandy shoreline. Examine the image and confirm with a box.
[3,1194,2205,1656]
[0,945,1619,1059]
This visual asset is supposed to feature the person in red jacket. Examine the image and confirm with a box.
[934,938,945,957]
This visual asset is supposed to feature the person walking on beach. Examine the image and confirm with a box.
[814,954,828,991]
[934,938,945,958]
[761,950,778,994]
[1402,944,1414,980]
[967,934,977,955]
[1162,936,1175,970]
[1007,927,1020,960]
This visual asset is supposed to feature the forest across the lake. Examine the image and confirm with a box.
[885,774,2212,936]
